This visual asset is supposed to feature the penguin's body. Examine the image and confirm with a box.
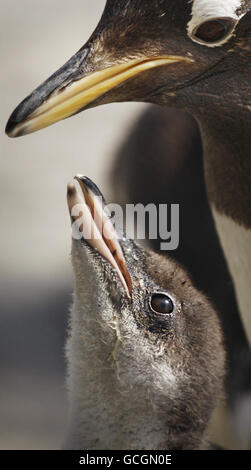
[65,176,225,450]
[212,211,251,352]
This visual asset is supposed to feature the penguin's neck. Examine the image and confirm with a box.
[66,375,171,450]
[65,359,207,450]
[64,302,168,450]
[196,105,251,346]
[64,301,208,450]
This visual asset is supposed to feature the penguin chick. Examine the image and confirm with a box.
[65,176,225,450]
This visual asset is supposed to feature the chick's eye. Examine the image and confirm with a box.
[193,18,236,44]
[150,293,174,315]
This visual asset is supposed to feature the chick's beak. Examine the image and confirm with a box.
[67,176,132,298]
[6,38,193,138]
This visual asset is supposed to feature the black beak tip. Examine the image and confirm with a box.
[5,103,29,138]
[5,46,92,138]
[5,84,46,137]
[75,175,107,205]
[77,176,102,196]
[5,116,18,137]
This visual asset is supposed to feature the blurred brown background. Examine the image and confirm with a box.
[0,0,147,449]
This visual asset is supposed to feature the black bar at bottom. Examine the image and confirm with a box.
[0,450,249,467]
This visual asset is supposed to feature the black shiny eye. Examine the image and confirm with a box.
[150,293,174,315]
[193,18,236,44]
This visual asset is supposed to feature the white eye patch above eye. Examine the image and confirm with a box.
[187,0,245,47]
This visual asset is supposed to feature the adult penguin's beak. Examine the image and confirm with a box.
[6,45,192,138]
